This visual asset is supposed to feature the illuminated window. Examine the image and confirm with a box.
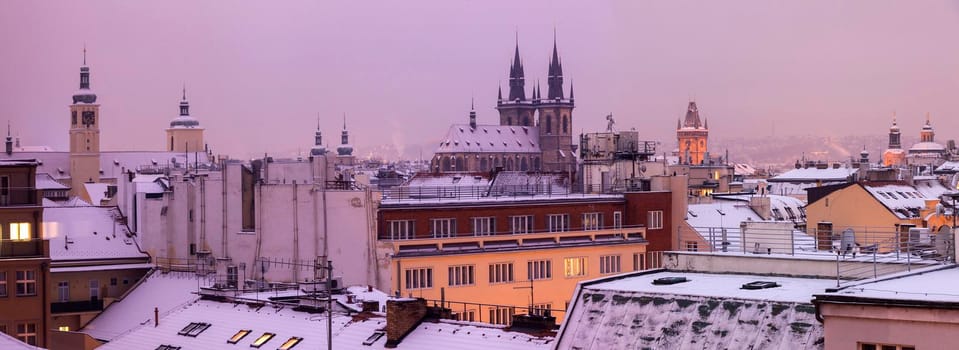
[250,332,275,348]
[563,257,587,277]
[58,326,70,332]
[176,322,210,337]
[227,329,251,344]
[278,337,303,350]
[9,222,30,241]
[582,213,602,230]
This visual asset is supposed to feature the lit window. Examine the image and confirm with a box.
[9,222,30,241]
[582,213,602,230]
[15,270,36,296]
[563,257,587,277]
[227,329,251,344]
[278,336,303,350]
[58,326,70,332]
[177,322,210,337]
[250,332,275,348]
[527,259,552,280]
[471,217,496,236]
[647,211,664,230]
[547,214,569,232]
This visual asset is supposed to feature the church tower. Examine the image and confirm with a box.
[536,36,575,173]
[310,117,327,156]
[920,113,935,143]
[69,48,101,195]
[166,86,205,153]
[882,114,906,166]
[496,39,536,127]
[676,101,709,165]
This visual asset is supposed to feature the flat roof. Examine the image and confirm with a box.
[818,266,959,304]
[586,270,837,303]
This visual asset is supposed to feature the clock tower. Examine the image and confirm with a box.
[69,49,101,196]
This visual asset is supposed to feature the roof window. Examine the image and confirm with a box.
[250,333,276,348]
[278,337,304,350]
[156,346,181,350]
[652,277,689,285]
[741,281,780,290]
[177,322,210,337]
[227,329,251,344]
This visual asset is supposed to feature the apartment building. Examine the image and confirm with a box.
[0,160,50,347]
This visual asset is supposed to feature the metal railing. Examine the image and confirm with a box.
[51,299,104,313]
[0,239,47,258]
[421,298,566,326]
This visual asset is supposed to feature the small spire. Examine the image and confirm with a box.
[926,112,931,125]
[6,121,10,137]
[497,85,503,101]
[316,113,321,130]
[892,111,897,125]
[704,117,708,129]
[182,83,187,101]
[471,96,475,111]
[343,113,347,130]
[83,44,87,65]
[569,80,574,101]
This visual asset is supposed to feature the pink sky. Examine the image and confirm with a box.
[1,1,958,159]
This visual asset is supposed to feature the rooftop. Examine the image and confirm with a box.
[818,266,959,305]
[43,205,149,263]
[770,166,857,183]
[434,124,541,154]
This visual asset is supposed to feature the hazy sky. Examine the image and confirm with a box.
[1,1,958,159]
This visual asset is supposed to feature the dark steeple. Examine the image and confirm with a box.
[72,46,97,104]
[569,80,574,102]
[682,101,703,129]
[469,98,477,129]
[547,33,564,100]
[507,38,526,101]
[497,85,503,103]
[179,85,189,116]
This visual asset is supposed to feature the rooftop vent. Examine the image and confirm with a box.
[652,277,689,285]
[741,281,780,290]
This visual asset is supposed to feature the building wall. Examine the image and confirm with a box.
[166,128,204,153]
[677,129,707,165]
[0,255,50,347]
[49,268,150,332]
[390,240,647,323]
[624,191,673,251]
[805,185,905,247]
[820,303,959,350]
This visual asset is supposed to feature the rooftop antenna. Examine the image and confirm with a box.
[316,113,320,130]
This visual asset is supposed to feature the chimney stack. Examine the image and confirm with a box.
[384,298,428,348]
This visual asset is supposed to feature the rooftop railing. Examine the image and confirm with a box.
[0,239,47,258]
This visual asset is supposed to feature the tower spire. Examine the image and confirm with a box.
[182,83,187,101]
[547,31,564,99]
[507,33,526,101]
[83,43,87,66]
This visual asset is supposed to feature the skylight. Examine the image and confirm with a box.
[227,329,251,344]
[278,337,304,350]
[741,281,780,290]
[652,277,689,285]
[250,333,275,348]
[177,322,210,337]
[155,345,181,350]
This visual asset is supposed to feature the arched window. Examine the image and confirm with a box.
[521,157,528,171]
[562,116,568,134]
[522,115,530,126]
[456,156,464,171]
[442,157,451,171]
[507,158,514,170]
[533,157,540,171]
[480,157,488,171]
[508,117,513,125]
[546,116,552,134]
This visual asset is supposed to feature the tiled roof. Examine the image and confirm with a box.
[435,124,541,154]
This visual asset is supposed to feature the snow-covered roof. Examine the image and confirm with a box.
[82,271,202,342]
[557,271,828,349]
[863,183,933,219]
[935,161,959,174]
[435,124,541,154]
[132,174,169,194]
[820,266,959,304]
[769,167,857,183]
[0,332,41,350]
[0,159,39,167]
[0,151,212,180]
[908,141,946,153]
[36,172,69,190]
[97,298,552,350]
[405,173,491,188]
[43,206,148,262]
[733,163,757,176]
[85,183,110,204]
[686,202,762,228]
[913,177,951,199]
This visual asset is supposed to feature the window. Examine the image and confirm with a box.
[582,213,602,230]
[387,220,414,240]
[686,241,699,252]
[227,329,251,344]
[564,257,587,277]
[0,176,8,205]
[648,211,664,230]
[89,279,100,299]
[177,322,210,337]
[155,346,181,350]
[489,262,514,284]
[600,255,621,274]
[527,260,552,280]
[547,214,569,232]
[15,270,36,296]
[455,310,476,322]
[633,253,646,271]
[472,217,495,236]
[250,333,275,348]
[447,265,475,287]
[58,281,69,302]
[510,215,533,234]
[613,211,622,229]
[531,303,552,316]
[405,267,433,290]
[0,271,6,297]
[771,208,784,221]
[489,307,513,325]
[110,277,118,286]
[58,326,70,331]
[16,323,36,346]
[278,337,303,350]
[9,222,30,241]
[430,218,456,238]
[858,343,915,350]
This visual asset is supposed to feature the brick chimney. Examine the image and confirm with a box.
[384,298,428,348]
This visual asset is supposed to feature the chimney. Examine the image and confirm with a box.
[384,298,428,348]
[749,196,771,220]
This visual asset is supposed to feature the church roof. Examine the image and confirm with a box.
[680,101,705,129]
[435,124,541,154]
[908,141,946,153]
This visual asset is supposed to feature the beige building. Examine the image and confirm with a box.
[68,56,101,197]
[165,88,205,153]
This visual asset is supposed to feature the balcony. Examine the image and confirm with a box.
[0,239,48,258]
[386,226,648,257]
[0,188,41,207]
[51,299,104,314]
